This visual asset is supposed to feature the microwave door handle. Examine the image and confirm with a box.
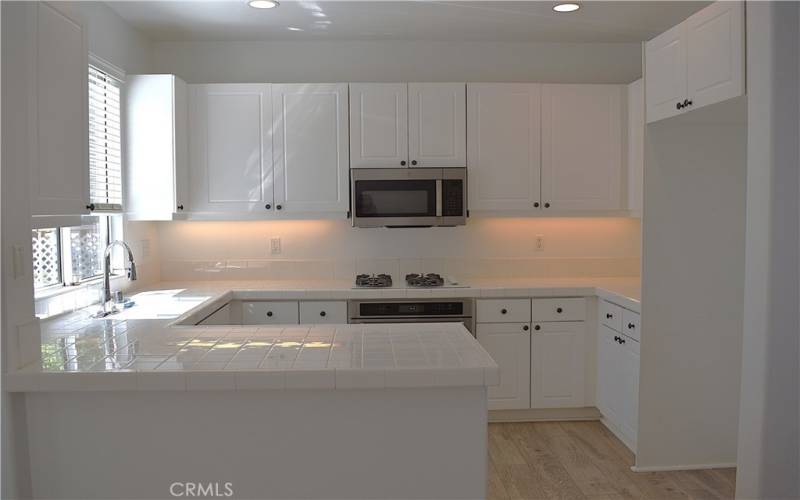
[436,180,443,217]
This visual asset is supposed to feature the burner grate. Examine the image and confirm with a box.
[355,273,393,288]
[405,273,445,288]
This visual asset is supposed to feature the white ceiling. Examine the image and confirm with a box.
[107,1,710,43]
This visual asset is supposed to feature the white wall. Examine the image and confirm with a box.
[152,40,642,84]
[1,2,154,498]
[637,103,747,470]
[736,2,800,498]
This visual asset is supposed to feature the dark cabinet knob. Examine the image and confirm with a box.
[320,311,326,317]
[628,323,635,329]
[400,161,406,166]
[606,313,613,319]
[534,325,541,331]
[411,160,418,166]
[276,205,282,210]
[544,203,551,208]
[266,311,273,317]
[676,102,683,110]
[177,204,184,211]
[501,308,507,314]
[620,337,626,344]
[556,307,563,313]
[265,204,271,209]
[534,202,540,208]
[86,203,95,211]
[614,335,620,343]
[523,325,529,331]
[687,99,693,106]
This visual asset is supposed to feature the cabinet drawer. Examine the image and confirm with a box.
[531,298,586,322]
[600,300,623,331]
[299,301,347,324]
[622,309,641,342]
[243,301,299,325]
[476,299,531,323]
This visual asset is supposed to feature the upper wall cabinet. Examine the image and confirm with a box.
[350,83,466,169]
[645,1,744,123]
[408,83,467,168]
[349,83,408,168]
[189,84,273,214]
[541,84,623,211]
[126,75,189,220]
[467,83,542,211]
[468,83,624,214]
[272,83,349,215]
[30,2,89,218]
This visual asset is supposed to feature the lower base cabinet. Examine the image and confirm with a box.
[531,321,586,408]
[477,322,531,410]
[597,324,640,450]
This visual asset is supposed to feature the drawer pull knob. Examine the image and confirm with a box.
[556,307,563,313]
[501,308,507,314]
[534,325,541,331]
[523,325,529,331]
[320,311,326,317]
[606,313,613,319]
[266,311,273,317]
[620,337,626,344]
[628,323,635,329]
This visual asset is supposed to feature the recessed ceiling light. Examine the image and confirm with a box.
[553,2,580,12]
[248,0,279,9]
[287,26,303,31]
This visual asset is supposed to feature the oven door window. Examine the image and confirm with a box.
[354,180,437,218]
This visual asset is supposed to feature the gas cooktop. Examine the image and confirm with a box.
[353,273,468,289]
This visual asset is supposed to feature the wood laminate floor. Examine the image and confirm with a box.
[488,421,736,500]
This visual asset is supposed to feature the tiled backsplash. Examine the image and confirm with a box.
[159,258,640,282]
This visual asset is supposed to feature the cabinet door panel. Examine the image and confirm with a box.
[541,84,623,211]
[645,22,687,123]
[243,301,299,325]
[619,336,640,448]
[299,301,347,324]
[349,83,407,168]
[273,84,349,214]
[408,83,466,168]
[531,321,586,408]
[190,84,272,213]
[686,1,744,110]
[597,326,620,423]
[32,3,89,216]
[467,84,541,212]
[476,323,531,410]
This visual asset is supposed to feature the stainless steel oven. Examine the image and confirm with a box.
[350,168,467,228]
[348,299,475,336]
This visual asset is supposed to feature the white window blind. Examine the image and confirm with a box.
[88,65,123,211]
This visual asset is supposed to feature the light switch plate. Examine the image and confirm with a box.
[535,234,545,252]
[270,237,281,255]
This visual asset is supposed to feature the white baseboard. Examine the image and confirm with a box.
[631,463,737,472]
[489,407,601,423]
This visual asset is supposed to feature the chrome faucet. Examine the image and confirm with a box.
[95,240,137,318]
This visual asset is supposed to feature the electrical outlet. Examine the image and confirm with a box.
[535,234,545,252]
[270,237,281,255]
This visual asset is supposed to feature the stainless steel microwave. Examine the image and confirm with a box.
[351,168,467,228]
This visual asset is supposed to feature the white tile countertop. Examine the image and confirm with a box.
[8,277,639,392]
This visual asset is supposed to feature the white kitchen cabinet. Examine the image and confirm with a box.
[531,321,586,408]
[299,301,347,324]
[30,2,90,218]
[477,322,531,410]
[476,299,531,324]
[686,1,744,111]
[408,83,466,168]
[126,75,189,220]
[243,301,299,325]
[645,1,744,123]
[349,83,408,169]
[597,307,640,451]
[189,84,273,214]
[645,22,687,123]
[541,84,623,211]
[272,84,349,215]
[627,79,644,216]
[467,83,542,212]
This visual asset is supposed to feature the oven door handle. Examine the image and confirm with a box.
[435,179,443,217]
